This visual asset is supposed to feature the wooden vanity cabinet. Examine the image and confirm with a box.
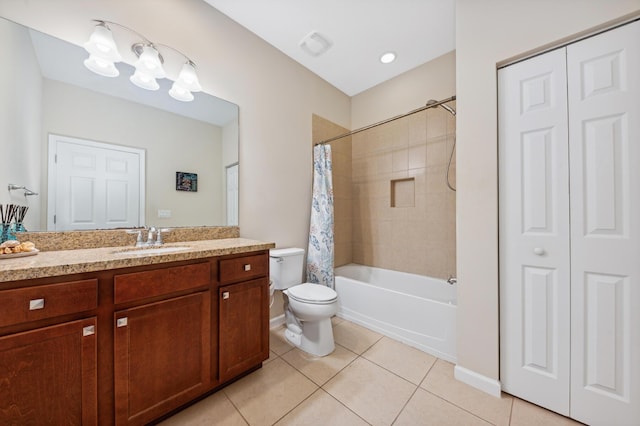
[219,278,270,382]
[113,262,211,426]
[0,279,98,425]
[0,248,270,426]
[218,253,270,383]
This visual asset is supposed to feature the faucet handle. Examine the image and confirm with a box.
[156,228,172,246]
[155,228,171,245]
[125,229,144,247]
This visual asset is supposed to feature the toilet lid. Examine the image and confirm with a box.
[287,283,337,304]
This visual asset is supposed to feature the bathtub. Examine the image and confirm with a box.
[334,264,457,362]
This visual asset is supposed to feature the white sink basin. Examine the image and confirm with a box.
[114,246,191,256]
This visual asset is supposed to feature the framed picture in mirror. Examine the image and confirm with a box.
[176,172,198,192]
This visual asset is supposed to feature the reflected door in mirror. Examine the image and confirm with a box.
[48,135,145,231]
[226,164,238,226]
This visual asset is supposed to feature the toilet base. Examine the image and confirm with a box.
[285,317,335,357]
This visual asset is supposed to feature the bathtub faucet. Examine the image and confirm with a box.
[447,276,457,285]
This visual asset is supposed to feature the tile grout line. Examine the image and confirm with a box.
[385,357,440,425]
[321,386,375,426]
[268,341,370,426]
[421,387,501,426]
[221,387,252,426]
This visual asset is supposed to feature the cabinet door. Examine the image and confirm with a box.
[567,20,640,426]
[498,47,571,415]
[114,292,210,426]
[0,318,97,425]
[219,278,269,382]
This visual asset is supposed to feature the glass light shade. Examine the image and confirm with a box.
[130,69,159,91]
[176,62,202,92]
[169,82,194,102]
[83,55,119,77]
[133,45,166,79]
[83,23,122,62]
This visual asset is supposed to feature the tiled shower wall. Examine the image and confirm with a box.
[313,104,456,280]
[351,104,456,279]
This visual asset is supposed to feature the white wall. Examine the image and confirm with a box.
[0,0,351,251]
[42,79,223,228]
[0,18,42,231]
[456,0,640,381]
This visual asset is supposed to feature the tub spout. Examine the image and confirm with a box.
[447,276,457,285]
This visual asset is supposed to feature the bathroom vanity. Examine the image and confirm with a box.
[0,237,274,425]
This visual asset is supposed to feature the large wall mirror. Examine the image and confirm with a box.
[0,16,239,232]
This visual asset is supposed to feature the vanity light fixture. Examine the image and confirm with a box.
[83,20,202,101]
[380,51,397,64]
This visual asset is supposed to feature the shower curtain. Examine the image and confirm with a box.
[306,144,335,288]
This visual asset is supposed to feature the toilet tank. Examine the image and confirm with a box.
[269,248,305,290]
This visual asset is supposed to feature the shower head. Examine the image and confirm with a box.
[440,103,456,116]
[426,99,456,116]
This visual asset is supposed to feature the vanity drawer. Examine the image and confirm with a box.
[219,253,268,284]
[0,279,97,328]
[114,262,211,304]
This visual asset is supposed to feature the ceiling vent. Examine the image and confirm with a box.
[299,31,332,57]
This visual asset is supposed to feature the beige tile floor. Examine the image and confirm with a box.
[160,317,583,426]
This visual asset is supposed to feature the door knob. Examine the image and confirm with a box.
[533,247,546,256]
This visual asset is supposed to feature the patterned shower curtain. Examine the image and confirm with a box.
[306,144,335,288]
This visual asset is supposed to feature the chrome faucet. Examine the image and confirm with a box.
[125,226,171,247]
[447,276,457,285]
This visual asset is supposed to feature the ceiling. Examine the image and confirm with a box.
[203,0,456,96]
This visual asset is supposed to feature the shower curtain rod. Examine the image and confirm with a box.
[315,95,456,145]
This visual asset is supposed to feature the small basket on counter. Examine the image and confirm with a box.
[0,204,28,243]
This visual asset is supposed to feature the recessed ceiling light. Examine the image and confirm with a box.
[380,52,396,64]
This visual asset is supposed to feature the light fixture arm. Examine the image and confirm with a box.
[91,19,153,46]
[92,20,196,65]
[153,43,197,67]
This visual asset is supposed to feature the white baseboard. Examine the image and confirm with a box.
[454,365,502,398]
[269,314,285,329]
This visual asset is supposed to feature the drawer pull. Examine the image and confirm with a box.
[29,298,45,311]
[244,264,251,272]
[222,291,230,300]
[83,325,96,336]
[117,317,128,328]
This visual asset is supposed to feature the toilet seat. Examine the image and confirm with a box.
[287,283,337,305]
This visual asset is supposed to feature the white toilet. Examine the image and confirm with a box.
[270,248,338,356]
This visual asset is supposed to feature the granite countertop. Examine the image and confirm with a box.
[0,238,275,282]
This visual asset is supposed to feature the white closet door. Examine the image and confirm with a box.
[498,48,571,415]
[567,20,640,426]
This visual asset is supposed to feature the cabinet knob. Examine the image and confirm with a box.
[29,298,45,311]
[83,325,96,336]
[244,264,251,272]
[533,247,546,256]
[116,317,128,328]
[222,291,230,300]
